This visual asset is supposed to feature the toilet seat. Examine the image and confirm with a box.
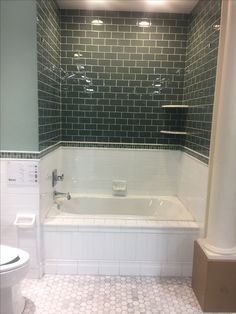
[0,245,30,314]
[0,245,29,273]
[0,245,20,266]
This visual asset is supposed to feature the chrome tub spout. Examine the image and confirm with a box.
[53,191,71,200]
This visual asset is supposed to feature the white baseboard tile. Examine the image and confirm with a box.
[99,262,119,275]
[139,262,161,276]
[161,263,182,277]
[77,261,99,275]
[181,263,193,277]
[44,260,193,277]
[44,261,58,274]
[119,262,140,276]
[57,262,77,275]
[160,262,192,277]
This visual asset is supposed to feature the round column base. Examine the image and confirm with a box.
[202,239,236,255]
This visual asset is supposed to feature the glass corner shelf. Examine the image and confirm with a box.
[161,105,189,108]
[160,130,187,135]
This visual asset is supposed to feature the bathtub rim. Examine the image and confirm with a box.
[49,194,195,224]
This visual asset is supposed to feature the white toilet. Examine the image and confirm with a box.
[0,245,30,314]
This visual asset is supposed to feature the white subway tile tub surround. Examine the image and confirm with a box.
[60,148,181,196]
[22,275,206,314]
[40,147,208,232]
[41,148,202,277]
[0,159,41,278]
[178,152,209,234]
[39,147,62,222]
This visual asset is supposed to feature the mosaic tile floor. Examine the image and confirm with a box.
[22,275,230,314]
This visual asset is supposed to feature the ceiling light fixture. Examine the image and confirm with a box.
[91,18,104,25]
[73,51,83,58]
[137,19,152,28]
[212,24,220,31]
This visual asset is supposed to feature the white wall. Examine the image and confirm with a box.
[0,159,41,278]
[178,152,209,234]
[60,148,181,196]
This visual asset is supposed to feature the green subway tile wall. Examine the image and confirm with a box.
[37,0,61,150]
[35,1,221,162]
[60,10,189,145]
[182,0,221,157]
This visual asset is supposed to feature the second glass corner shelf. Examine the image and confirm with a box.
[160,130,187,135]
[161,105,189,108]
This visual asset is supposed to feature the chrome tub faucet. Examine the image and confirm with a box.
[53,190,71,200]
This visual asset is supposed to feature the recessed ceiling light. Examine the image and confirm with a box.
[91,18,104,25]
[137,19,152,28]
[73,51,83,58]
[212,24,220,31]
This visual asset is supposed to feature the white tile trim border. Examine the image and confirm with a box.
[44,260,193,277]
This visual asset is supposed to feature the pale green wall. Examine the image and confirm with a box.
[0,0,38,151]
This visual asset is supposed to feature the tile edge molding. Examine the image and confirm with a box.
[0,152,40,160]
[0,141,209,164]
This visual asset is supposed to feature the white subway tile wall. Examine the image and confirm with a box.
[178,152,208,234]
[60,147,181,195]
[43,226,199,276]
[0,147,208,277]
[0,159,41,278]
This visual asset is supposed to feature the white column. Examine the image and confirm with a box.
[203,0,236,255]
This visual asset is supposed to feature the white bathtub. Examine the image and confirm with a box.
[47,195,194,221]
[42,148,202,277]
[44,194,199,276]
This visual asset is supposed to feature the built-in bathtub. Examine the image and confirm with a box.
[48,195,194,222]
[36,145,210,278]
[43,194,199,276]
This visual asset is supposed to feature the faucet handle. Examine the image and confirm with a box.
[57,174,64,181]
[52,170,64,187]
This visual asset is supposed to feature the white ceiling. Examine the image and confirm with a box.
[56,0,199,14]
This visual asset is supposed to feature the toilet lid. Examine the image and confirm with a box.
[0,245,20,266]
